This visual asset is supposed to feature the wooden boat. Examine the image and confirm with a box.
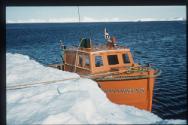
[49,28,161,111]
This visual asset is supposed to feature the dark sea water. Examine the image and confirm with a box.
[6,21,187,119]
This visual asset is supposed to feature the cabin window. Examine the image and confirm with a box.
[85,55,90,67]
[95,56,103,67]
[107,55,119,65]
[122,54,130,64]
[79,55,83,67]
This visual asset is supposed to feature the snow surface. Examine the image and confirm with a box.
[6,53,187,124]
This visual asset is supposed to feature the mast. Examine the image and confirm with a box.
[74,6,81,72]
[77,6,81,23]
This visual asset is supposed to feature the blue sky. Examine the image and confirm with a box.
[6,6,186,23]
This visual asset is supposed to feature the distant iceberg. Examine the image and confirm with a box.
[6,17,186,24]
[6,53,187,124]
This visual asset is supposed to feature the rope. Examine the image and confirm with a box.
[6,77,80,91]
[6,70,120,91]
[6,69,126,91]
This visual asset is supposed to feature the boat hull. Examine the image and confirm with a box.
[48,63,159,111]
[96,76,155,111]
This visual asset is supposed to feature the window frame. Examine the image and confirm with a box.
[84,54,90,68]
[107,54,119,65]
[78,55,83,67]
[122,53,130,64]
[95,55,104,67]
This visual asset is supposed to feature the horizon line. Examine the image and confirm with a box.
[6,19,186,24]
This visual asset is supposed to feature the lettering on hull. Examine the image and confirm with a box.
[102,88,145,94]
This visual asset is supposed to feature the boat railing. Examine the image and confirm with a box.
[64,43,129,52]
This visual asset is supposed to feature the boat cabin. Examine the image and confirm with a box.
[63,38,137,75]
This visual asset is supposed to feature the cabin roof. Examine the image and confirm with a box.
[65,45,130,54]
